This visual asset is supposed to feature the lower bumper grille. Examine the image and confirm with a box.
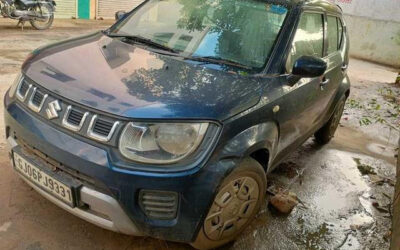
[139,190,179,220]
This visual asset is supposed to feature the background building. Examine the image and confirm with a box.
[55,0,144,19]
[55,0,78,18]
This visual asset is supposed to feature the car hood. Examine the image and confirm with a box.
[23,32,263,121]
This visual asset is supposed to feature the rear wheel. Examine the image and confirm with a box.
[30,3,54,30]
[191,158,267,249]
[315,95,346,144]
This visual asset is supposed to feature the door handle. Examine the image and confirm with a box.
[320,78,330,87]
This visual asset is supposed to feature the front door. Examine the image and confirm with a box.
[276,11,330,154]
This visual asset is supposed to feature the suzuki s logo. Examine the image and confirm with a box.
[46,100,61,120]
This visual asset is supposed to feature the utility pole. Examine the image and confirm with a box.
[392,142,400,250]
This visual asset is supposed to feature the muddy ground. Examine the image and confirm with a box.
[0,19,399,250]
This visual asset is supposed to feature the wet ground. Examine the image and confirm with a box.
[0,19,399,250]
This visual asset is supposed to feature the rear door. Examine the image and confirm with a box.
[319,14,346,115]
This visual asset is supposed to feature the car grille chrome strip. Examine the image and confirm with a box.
[62,105,90,132]
[16,77,32,102]
[15,77,122,144]
[87,115,120,142]
[28,87,48,113]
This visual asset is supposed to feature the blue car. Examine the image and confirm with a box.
[4,0,350,248]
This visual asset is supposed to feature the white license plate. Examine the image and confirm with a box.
[13,152,74,206]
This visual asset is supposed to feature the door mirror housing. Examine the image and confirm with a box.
[115,11,127,21]
[292,56,327,78]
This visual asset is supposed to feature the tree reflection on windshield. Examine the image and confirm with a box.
[112,0,288,69]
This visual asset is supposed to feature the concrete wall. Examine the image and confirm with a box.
[330,0,400,68]
[344,15,400,68]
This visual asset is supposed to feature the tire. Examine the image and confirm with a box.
[30,3,54,30]
[315,95,346,144]
[191,158,267,250]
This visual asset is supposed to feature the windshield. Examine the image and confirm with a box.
[109,0,288,70]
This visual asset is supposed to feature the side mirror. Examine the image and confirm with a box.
[115,11,127,21]
[292,56,327,78]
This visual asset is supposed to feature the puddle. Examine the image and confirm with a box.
[263,143,390,250]
[332,126,397,164]
[313,184,349,212]
[328,149,371,192]
[294,223,332,250]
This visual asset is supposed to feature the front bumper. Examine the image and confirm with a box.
[7,137,141,235]
[4,93,234,242]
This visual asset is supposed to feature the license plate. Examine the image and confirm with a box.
[13,152,74,206]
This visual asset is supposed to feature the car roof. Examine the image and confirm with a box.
[300,0,342,14]
[274,0,342,13]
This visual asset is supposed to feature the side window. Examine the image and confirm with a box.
[286,13,324,72]
[327,16,339,54]
[337,18,343,49]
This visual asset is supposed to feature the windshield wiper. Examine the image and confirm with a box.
[187,56,252,70]
[107,33,178,53]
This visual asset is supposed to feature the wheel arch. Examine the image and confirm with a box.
[219,121,279,173]
[340,75,351,99]
[250,148,270,172]
[322,74,351,124]
[345,88,350,98]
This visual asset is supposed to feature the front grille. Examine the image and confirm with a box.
[139,190,179,220]
[16,78,31,101]
[15,77,122,144]
[93,118,114,137]
[32,90,44,106]
[19,80,30,96]
[67,109,84,126]
[28,88,47,113]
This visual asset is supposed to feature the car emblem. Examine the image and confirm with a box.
[46,100,62,120]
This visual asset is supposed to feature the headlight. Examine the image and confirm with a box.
[119,122,209,164]
[8,72,23,98]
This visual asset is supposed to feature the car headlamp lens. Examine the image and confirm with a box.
[119,122,209,164]
[156,123,200,155]
[8,72,23,98]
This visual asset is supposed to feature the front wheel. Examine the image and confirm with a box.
[191,158,267,249]
[315,95,346,144]
[30,3,54,30]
